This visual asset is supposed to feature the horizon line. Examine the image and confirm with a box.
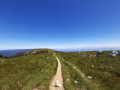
[0,45,120,50]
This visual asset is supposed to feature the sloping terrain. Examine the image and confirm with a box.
[57,51,120,90]
[0,49,120,90]
[0,49,32,57]
[0,49,57,90]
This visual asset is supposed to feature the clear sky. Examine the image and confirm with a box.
[0,0,120,50]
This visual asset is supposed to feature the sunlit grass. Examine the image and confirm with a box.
[57,51,120,90]
[0,50,57,90]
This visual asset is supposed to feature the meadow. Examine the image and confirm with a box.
[0,49,120,90]
[0,49,57,90]
[57,51,120,90]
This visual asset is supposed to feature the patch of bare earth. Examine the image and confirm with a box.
[49,55,64,90]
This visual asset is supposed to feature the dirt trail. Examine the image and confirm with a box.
[66,61,101,90]
[49,54,64,90]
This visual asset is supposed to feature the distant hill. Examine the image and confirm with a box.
[0,49,32,57]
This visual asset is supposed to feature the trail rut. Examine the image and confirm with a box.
[65,61,102,90]
[49,54,64,90]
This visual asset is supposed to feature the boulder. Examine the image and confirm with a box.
[118,52,120,56]
[54,80,62,87]
[108,54,116,57]
[32,50,36,54]
[96,51,103,55]
[112,50,119,54]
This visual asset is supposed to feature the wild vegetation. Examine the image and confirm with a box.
[0,49,57,90]
[0,49,120,90]
[57,51,120,90]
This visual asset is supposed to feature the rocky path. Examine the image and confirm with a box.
[49,54,64,90]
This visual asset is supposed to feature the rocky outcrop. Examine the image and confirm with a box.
[96,51,103,55]
[107,50,120,57]
[108,54,117,57]
[112,50,119,54]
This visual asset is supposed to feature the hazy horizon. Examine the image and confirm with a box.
[0,45,120,51]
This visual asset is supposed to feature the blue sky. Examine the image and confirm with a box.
[0,0,120,50]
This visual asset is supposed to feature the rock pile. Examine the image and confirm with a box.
[108,50,120,57]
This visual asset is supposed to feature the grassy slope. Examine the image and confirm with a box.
[0,50,57,90]
[1,49,120,90]
[57,51,120,90]
[57,55,92,90]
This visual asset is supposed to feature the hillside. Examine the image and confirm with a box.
[0,49,120,90]
[0,49,32,57]
[57,51,120,90]
[0,49,57,90]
